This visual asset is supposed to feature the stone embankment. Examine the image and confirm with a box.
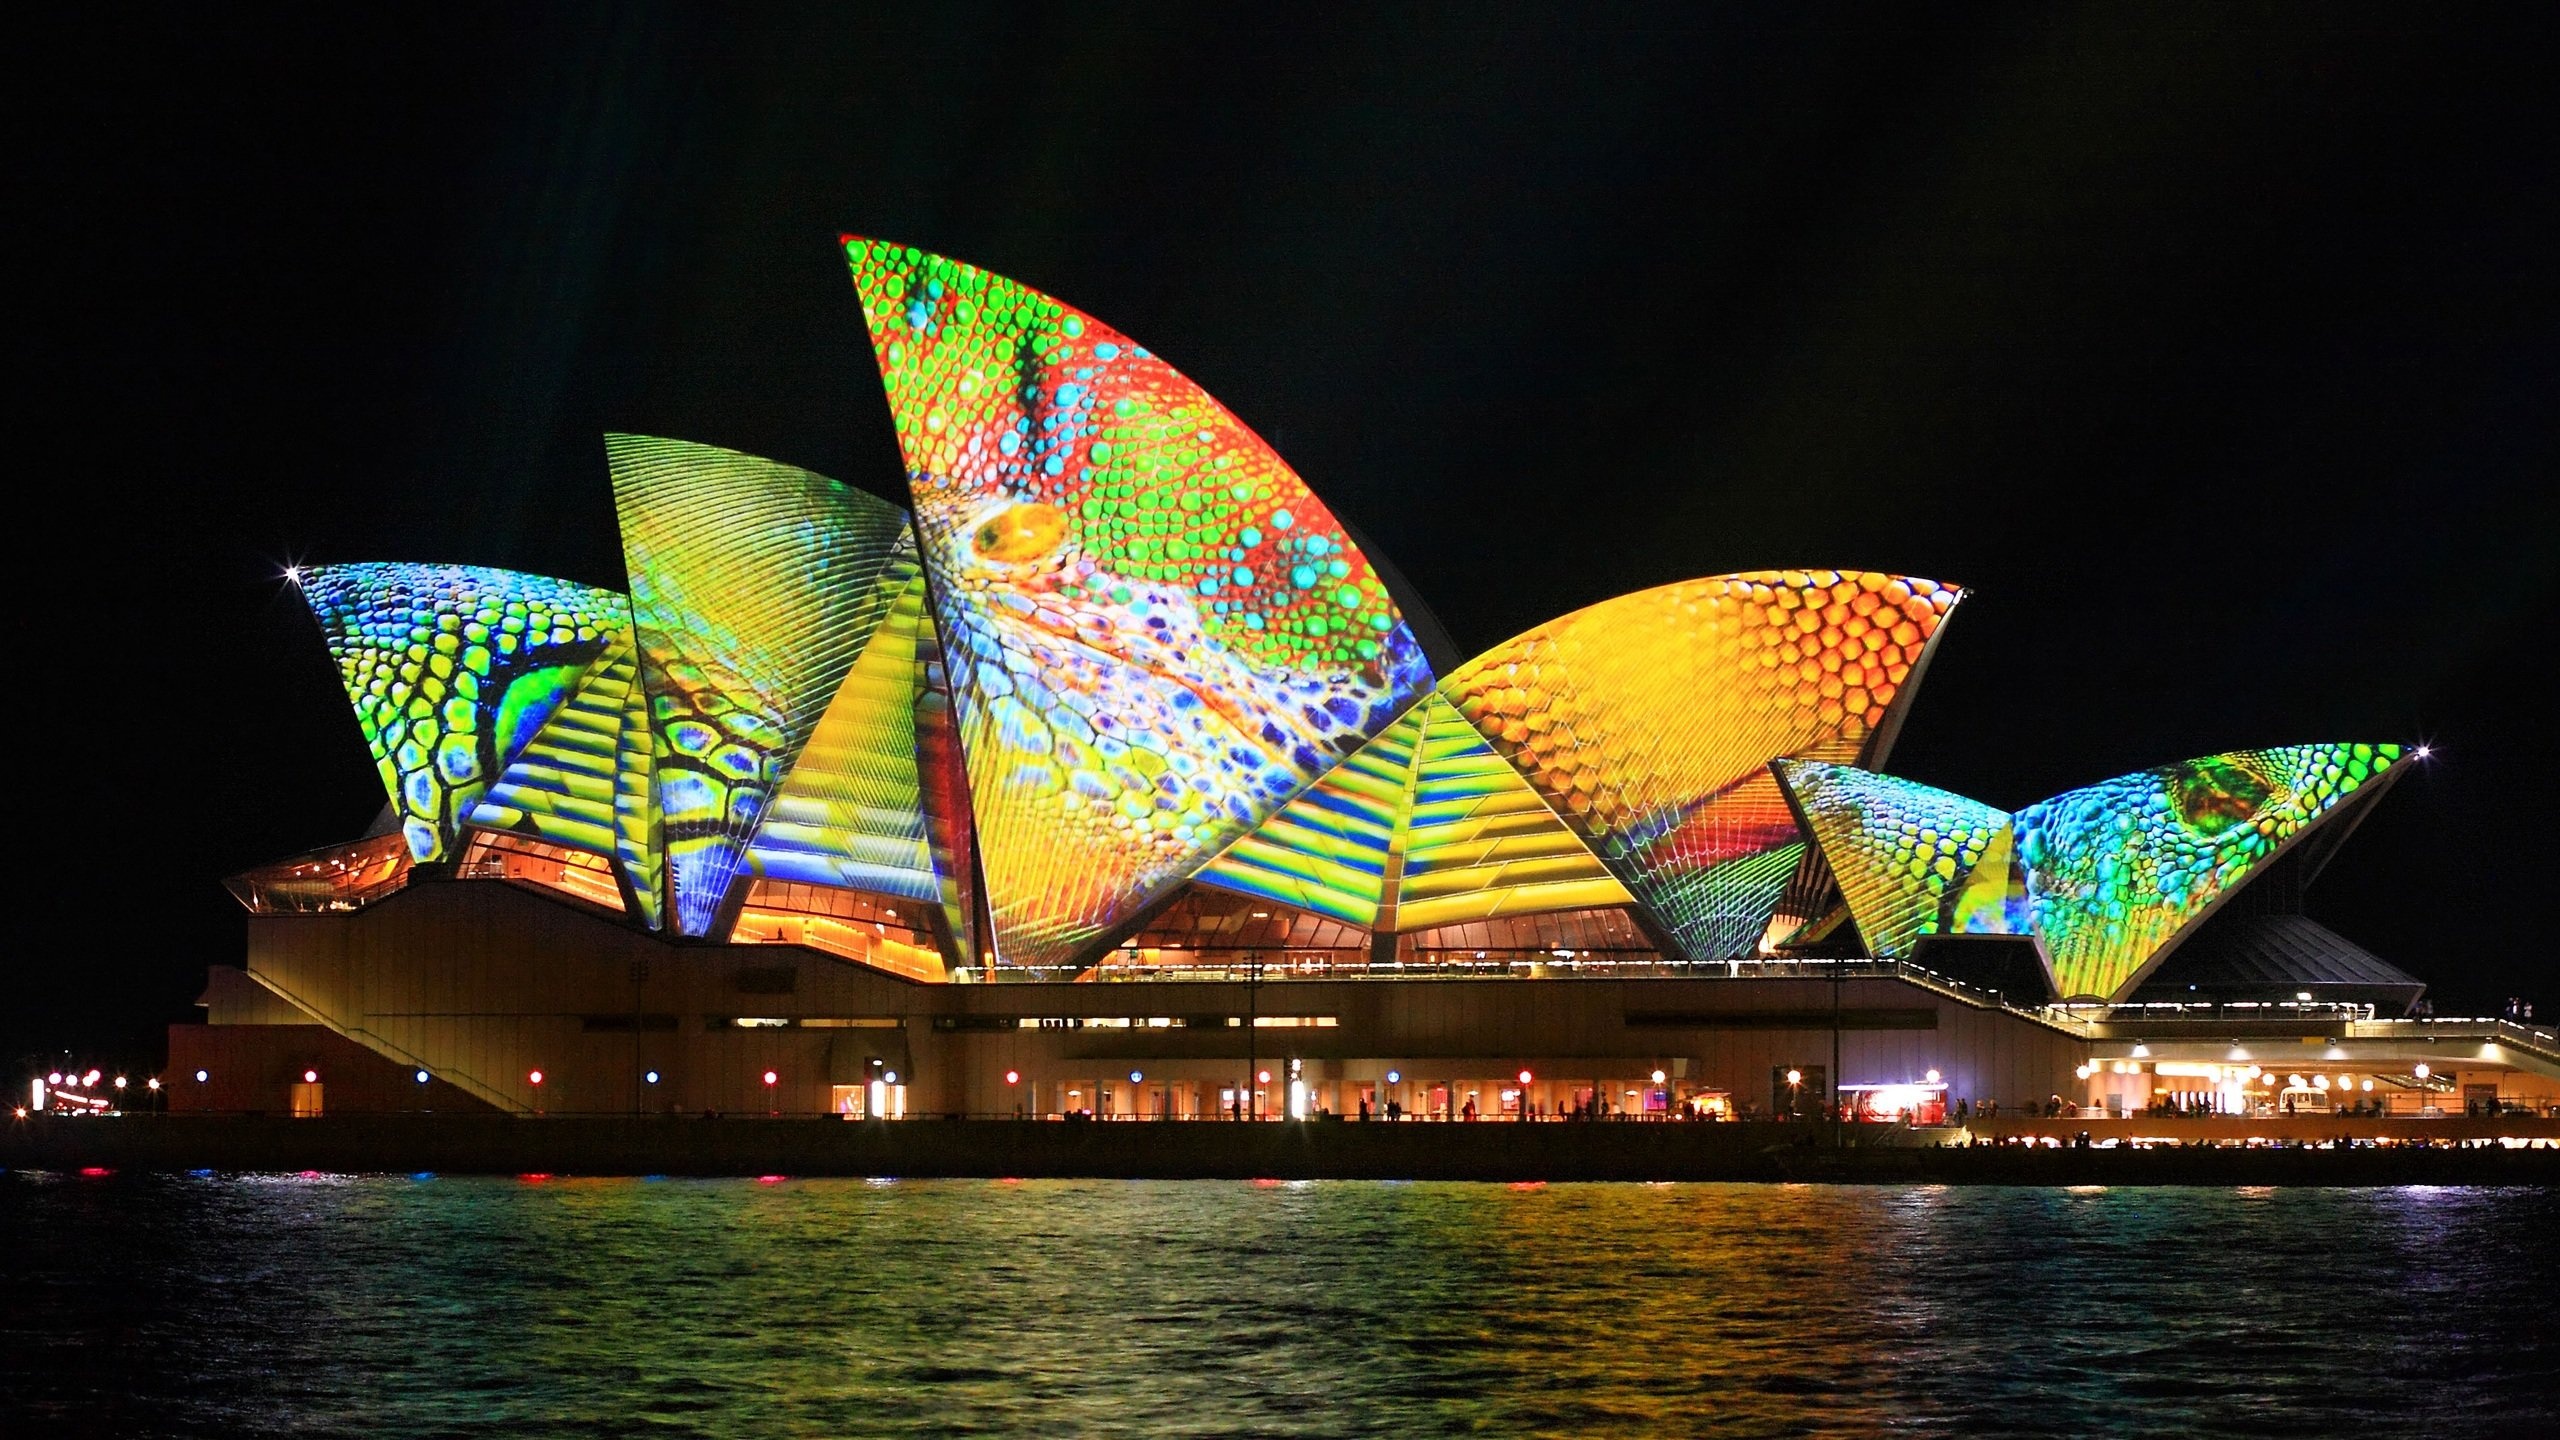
[8,1114,2556,1185]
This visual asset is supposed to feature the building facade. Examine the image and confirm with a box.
[176,238,2560,1125]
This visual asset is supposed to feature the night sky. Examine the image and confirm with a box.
[15,4,2556,1069]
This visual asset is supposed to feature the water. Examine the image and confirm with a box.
[3,1174,2552,1438]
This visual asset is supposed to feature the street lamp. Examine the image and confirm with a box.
[1517,1069,1534,1120]
[1787,1068,1803,1120]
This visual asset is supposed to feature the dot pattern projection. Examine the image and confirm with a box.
[1441,571,1959,961]
[609,434,917,937]
[2014,743,2401,1001]
[301,563,626,862]
[843,237,1434,971]
[744,560,942,904]
[1772,760,2010,960]
[1196,698,1426,928]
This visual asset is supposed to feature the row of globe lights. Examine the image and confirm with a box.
[43,1070,162,1093]
[2073,1059,2434,1089]
[182,1066,914,1090]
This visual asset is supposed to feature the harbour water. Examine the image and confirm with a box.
[3,1173,2552,1437]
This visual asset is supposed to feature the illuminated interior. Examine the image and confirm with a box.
[1399,908,1660,968]
[225,833,414,914]
[1096,890,1374,978]
[731,877,948,983]
[457,831,626,914]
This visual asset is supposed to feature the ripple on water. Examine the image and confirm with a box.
[1,1176,2554,1438]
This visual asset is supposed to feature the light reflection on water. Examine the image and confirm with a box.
[3,1174,2553,1438]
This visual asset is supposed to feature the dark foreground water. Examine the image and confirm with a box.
[2,1174,2553,1438]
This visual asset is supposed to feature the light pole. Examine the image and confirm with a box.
[1831,958,1844,1147]
[1243,948,1262,1119]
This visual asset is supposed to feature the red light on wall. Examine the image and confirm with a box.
[528,1070,545,1086]
[1257,1070,1272,1085]
[303,1069,319,1084]
[763,1070,778,1086]
[1003,1069,1020,1085]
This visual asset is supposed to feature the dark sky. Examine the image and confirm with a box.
[14,3,2557,1067]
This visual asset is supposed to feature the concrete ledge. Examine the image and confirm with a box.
[7,1116,2558,1185]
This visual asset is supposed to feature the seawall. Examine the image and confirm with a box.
[8,1115,2557,1185]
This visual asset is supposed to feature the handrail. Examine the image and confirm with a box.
[241,966,523,1115]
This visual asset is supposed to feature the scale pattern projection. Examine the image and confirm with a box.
[844,236,1434,970]
[1195,699,1426,927]
[302,563,627,862]
[744,561,941,902]
[468,624,641,858]
[1392,695,1630,932]
[1773,761,2010,959]
[2014,743,2401,999]
[1442,571,1959,960]
[610,434,917,936]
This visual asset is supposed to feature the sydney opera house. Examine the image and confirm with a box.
[175,238,2559,1127]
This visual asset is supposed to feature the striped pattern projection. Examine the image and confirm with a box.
[1195,693,1632,933]
[1442,572,1961,961]
[843,237,1433,971]
[913,608,979,970]
[2014,744,2401,1000]
[1390,695,1630,931]
[301,563,627,862]
[744,559,942,902]
[1771,760,2010,959]
[613,677,667,930]
[468,622,641,856]
[609,434,917,936]
[1195,699,1427,927]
